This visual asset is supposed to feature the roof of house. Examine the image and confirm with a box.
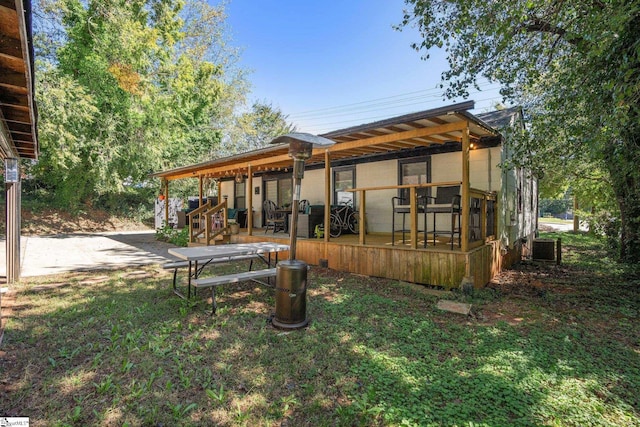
[0,0,38,159]
[153,100,500,181]
[476,106,523,130]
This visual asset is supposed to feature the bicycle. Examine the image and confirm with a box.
[329,201,359,238]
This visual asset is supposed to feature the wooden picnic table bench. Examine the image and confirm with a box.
[167,242,289,314]
[162,254,259,292]
[193,268,277,314]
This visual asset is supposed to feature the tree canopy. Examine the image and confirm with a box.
[224,101,296,154]
[400,0,640,262]
[30,0,292,212]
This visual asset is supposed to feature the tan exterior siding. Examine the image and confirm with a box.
[300,169,326,205]
[355,159,396,233]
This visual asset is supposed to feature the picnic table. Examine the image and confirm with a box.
[167,242,290,313]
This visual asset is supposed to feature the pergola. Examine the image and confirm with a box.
[155,101,495,181]
[1,0,38,283]
[153,101,499,252]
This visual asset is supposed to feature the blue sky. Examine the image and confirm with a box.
[222,0,504,134]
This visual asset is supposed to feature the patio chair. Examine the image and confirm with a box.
[391,195,428,246]
[263,199,286,233]
[425,185,461,249]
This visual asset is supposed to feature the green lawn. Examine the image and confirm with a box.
[1,232,638,426]
[538,217,573,224]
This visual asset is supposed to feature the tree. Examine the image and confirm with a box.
[31,0,249,208]
[224,102,296,154]
[400,0,640,262]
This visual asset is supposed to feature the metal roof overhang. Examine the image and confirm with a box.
[0,0,38,160]
[152,101,498,182]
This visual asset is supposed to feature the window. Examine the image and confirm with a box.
[234,181,246,209]
[333,166,355,206]
[264,176,292,208]
[398,157,431,201]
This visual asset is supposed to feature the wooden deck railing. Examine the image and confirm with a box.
[187,198,229,245]
[346,182,497,251]
[468,187,498,250]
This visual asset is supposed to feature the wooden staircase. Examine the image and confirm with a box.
[188,234,231,247]
[186,199,231,246]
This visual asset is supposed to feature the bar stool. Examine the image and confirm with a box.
[425,186,461,249]
[391,196,428,246]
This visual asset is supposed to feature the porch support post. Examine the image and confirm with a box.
[410,186,418,249]
[324,150,331,248]
[359,190,366,245]
[247,164,253,235]
[217,180,222,205]
[198,175,204,207]
[461,125,470,252]
[481,196,487,241]
[163,178,169,226]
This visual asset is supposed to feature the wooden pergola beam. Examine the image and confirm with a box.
[326,121,467,152]
[161,121,471,181]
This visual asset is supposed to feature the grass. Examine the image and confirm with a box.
[538,217,573,224]
[1,232,639,426]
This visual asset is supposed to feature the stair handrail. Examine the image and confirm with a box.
[203,199,228,245]
[187,200,212,243]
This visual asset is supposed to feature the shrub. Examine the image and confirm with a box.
[155,225,188,247]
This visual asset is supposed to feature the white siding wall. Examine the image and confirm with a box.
[430,147,500,191]
[300,169,327,205]
[220,180,233,206]
[251,176,263,227]
[469,147,501,192]
[355,159,396,233]
[429,148,501,233]
[221,177,267,228]
[498,145,538,248]
[432,151,461,183]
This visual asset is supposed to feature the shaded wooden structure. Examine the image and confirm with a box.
[153,102,535,289]
[1,0,38,285]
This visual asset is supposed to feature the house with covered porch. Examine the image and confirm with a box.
[153,101,537,289]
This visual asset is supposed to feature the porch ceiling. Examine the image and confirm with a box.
[153,100,498,181]
[0,0,38,159]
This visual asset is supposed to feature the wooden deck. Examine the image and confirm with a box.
[229,229,512,289]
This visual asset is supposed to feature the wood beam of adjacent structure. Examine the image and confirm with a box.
[0,102,28,111]
[2,109,30,123]
[0,69,26,87]
[0,36,21,58]
[0,5,20,41]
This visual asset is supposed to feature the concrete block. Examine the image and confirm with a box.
[436,300,472,316]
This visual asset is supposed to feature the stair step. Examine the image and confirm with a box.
[188,233,231,247]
